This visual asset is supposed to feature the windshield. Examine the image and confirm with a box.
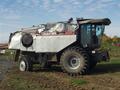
[96,25,105,36]
[91,25,105,36]
[80,24,105,48]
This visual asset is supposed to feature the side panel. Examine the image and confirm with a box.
[9,34,76,53]
[35,35,76,52]
[9,33,36,52]
[20,36,36,52]
[9,33,22,50]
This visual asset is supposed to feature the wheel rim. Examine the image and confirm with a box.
[68,56,81,69]
[20,61,26,71]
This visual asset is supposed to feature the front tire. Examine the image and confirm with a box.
[60,47,89,76]
[19,55,33,72]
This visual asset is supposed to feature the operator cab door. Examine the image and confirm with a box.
[80,24,104,49]
[80,24,91,48]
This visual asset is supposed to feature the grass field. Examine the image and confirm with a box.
[0,57,120,90]
[0,43,120,90]
[101,42,120,57]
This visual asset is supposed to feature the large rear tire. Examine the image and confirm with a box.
[60,47,89,76]
[19,55,33,72]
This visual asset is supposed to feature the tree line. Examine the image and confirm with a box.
[102,34,120,44]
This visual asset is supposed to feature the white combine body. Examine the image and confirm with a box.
[9,22,77,52]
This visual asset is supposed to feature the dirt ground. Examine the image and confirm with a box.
[0,56,120,90]
[0,56,14,81]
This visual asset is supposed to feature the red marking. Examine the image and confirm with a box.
[64,30,75,35]
[113,43,120,47]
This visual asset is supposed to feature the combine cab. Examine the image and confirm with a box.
[8,18,111,75]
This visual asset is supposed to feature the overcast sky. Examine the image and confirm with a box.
[0,0,120,42]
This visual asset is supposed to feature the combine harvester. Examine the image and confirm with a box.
[8,18,111,76]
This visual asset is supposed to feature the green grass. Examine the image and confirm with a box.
[95,57,120,76]
[100,57,120,64]
[71,79,88,85]
[0,49,16,61]
[101,42,120,57]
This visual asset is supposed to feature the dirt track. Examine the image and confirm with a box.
[0,56,14,81]
[0,57,120,90]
